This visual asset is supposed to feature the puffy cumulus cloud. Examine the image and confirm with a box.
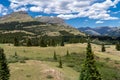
[57,14,78,20]
[9,0,120,20]
[30,6,43,12]
[0,4,8,16]
[96,21,104,24]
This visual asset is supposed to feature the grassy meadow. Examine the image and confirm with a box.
[0,43,120,80]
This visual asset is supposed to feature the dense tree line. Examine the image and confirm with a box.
[11,35,88,47]
[0,21,43,30]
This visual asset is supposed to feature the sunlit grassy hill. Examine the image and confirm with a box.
[0,43,120,80]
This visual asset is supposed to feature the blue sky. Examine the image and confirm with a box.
[0,0,120,28]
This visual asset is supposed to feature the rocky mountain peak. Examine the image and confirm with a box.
[35,16,65,25]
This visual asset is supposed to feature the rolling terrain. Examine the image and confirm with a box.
[0,11,85,37]
[0,43,120,80]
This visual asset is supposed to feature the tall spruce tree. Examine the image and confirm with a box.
[101,44,106,52]
[0,48,10,80]
[80,42,101,80]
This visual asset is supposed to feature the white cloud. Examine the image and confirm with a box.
[0,4,8,16]
[30,6,43,12]
[14,7,28,12]
[96,21,104,24]
[57,14,78,20]
[8,0,120,20]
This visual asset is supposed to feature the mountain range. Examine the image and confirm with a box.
[78,26,120,37]
[0,11,85,37]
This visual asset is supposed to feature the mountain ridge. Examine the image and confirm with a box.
[0,11,85,37]
[78,26,120,37]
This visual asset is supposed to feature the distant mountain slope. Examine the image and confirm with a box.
[78,26,120,37]
[0,11,33,23]
[35,16,65,25]
[0,11,85,37]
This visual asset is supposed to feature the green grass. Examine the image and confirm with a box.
[0,43,120,80]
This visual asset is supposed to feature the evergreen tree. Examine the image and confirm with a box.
[0,48,10,80]
[101,44,106,52]
[14,37,19,46]
[14,52,18,59]
[80,42,101,80]
[51,39,56,47]
[39,38,47,47]
[59,57,63,68]
[66,50,70,56]
[116,42,120,51]
[53,51,57,60]
[26,38,32,46]
[60,40,64,46]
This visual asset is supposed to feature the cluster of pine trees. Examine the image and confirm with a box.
[14,37,65,47]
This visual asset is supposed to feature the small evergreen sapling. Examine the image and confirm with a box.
[59,57,63,68]
[66,50,70,56]
[101,44,106,52]
[53,51,57,60]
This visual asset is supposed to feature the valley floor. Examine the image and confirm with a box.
[0,43,120,80]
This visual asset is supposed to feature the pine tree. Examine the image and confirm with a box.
[61,40,64,46]
[26,38,32,46]
[0,48,10,80]
[101,44,106,52]
[14,37,19,46]
[116,42,120,51]
[39,38,47,47]
[14,52,18,59]
[51,39,56,47]
[59,57,63,68]
[53,51,57,60]
[66,50,70,56]
[80,42,101,80]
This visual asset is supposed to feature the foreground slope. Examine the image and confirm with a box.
[0,43,120,80]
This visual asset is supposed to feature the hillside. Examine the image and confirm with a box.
[0,43,120,80]
[78,26,120,37]
[0,11,33,23]
[0,11,85,37]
